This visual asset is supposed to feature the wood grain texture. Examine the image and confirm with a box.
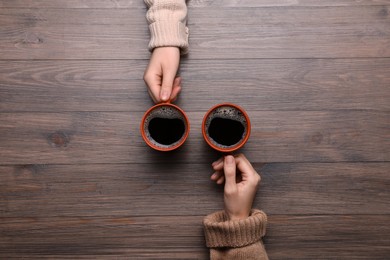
[0,0,146,9]
[0,215,389,259]
[1,162,389,258]
[1,58,389,112]
[0,111,388,164]
[265,215,390,259]
[1,0,389,8]
[0,6,389,59]
[1,1,389,259]
[0,163,389,217]
[191,0,390,7]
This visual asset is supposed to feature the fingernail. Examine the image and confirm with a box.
[225,155,234,164]
[161,91,169,101]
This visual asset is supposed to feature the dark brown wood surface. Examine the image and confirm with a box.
[0,0,389,259]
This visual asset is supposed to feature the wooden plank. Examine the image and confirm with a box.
[1,58,389,112]
[191,0,390,7]
[0,251,206,260]
[265,215,390,259]
[260,163,390,214]
[0,111,388,164]
[0,215,388,259]
[0,9,148,59]
[1,0,389,8]
[0,253,206,260]
[0,6,389,59]
[0,0,145,9]
[0,163,389,217]
[188,6,390,59]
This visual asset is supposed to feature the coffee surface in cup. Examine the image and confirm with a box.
[143,105,187,149]
[208,117,244,146]
[205,106,247,148]
[148,117,185,145]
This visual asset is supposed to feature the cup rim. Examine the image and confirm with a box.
[140,103,190,152]
[202,103,251,153]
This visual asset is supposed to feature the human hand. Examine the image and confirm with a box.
[143,47,182,103]
[211,154,261,221]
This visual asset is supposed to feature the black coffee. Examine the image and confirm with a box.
[148,117,185,145]
[208,117,245,146]
[204,105,248,149]
[142,105,188,150]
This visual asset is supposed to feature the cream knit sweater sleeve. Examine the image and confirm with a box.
[144,0,189,54]
[203,209,269,260]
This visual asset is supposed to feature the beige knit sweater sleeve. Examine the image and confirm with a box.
[203,209,269,260]
[144,0,189,54]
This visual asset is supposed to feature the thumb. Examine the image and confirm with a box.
[160,72,175,102]
[224,155,237,192]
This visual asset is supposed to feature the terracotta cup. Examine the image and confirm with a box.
[140,102,190,152]
[202,103,251,153]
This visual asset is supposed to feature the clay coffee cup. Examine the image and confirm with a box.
[202,103,251,153]
[140,102,190,152]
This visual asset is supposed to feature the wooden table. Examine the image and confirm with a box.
[1,1,389,259]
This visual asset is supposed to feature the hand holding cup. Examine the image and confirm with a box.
[211,154,261,221]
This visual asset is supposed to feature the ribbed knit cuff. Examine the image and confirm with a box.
[203,209,267,248]
[148,21,189,54]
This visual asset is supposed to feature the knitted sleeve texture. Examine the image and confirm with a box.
[203,209,269,260]
[144,0,189,54]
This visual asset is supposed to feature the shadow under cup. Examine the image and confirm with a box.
[202,103,251,153]
[141,103,190,151]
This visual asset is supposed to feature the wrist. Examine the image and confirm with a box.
[226,210,250,221]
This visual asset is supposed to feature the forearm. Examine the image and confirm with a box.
[203,209,269,260]
[144,0,189,54]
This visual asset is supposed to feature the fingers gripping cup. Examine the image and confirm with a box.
[141,103,190,151]
[202,103,251,153]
